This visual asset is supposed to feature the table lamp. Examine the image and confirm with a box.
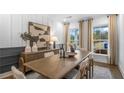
[51,36,58,48]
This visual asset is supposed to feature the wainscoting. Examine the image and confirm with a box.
[0,47,24,74]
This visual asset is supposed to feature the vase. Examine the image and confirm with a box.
[32,42,38,52]
[25,40,31,53]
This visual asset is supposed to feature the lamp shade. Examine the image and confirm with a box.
[51,36,58,42]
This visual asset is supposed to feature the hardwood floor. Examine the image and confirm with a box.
[93,62,123,79]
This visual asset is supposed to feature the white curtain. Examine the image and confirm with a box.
[108,15,117,65]
[79,19,93,51]
[79,20,83,48]
[63,23,70,51]
[87,19,93,51]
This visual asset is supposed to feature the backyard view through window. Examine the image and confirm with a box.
[93,26,108,55]
[69,28,79,49]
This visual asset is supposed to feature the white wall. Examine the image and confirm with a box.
[0,14,54,48]
[11,14,23,47]
[93,16,108,27]
[52,21,64,44]
[69,22,79,29]
[118,14,124,78]
[0,15,11,48]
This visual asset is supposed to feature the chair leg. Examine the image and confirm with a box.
[86,70,88,79]
[86,67,89,79]
[84,68,87,79]
[91,59,94,78]
[89,65,91,79]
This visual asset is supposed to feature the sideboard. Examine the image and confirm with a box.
[19,49,59,73]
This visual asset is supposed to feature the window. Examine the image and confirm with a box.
[93,26,108,54]
[69,28,79,49]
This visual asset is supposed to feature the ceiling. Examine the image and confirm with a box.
[47,14,107,22]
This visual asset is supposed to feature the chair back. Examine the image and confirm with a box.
[72,71,81,79]
[11,66,26,79]
[79,58,89,78]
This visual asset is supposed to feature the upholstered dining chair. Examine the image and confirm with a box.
[79,48,94,78]
[82,58,90,79]
[11,66,47,79]
[73,64,87,79]
[64,58,90,79]
[11,66,26,79]
[89,54,94,78]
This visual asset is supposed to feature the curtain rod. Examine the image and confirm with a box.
[79,18,93,22]
[107,14,118,18]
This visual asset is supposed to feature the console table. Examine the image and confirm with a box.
[19,49,59,73]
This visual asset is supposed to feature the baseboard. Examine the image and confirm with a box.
[118,64,124,78]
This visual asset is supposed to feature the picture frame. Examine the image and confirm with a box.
[28,22,50,49]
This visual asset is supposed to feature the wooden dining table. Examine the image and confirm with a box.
[24,50,91,79]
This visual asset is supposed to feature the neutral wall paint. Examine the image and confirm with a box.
[93,16,108,27]
[52,21,64,44]
[0,15,11,48]
[69,22,79,29]
[0,14,54,48]
[118,14,124,78]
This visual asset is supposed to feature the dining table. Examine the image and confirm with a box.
[24,50,92,79]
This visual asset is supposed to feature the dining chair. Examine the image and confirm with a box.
[84,55,94,79]
[83,58,90,79]
[89,53,94,78]
[73,63,87,79]
[72,71,81,79]
[74,48,87,70]
[11,66,47,79]
[19,57,25,73]
[11,66,26,79]
[79,48,94,78]
[64,58,89,79]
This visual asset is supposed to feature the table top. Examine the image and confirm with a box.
[24,50,91,79]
